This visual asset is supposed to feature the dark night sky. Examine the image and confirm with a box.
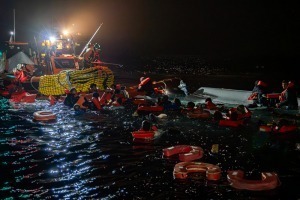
[1,0,299,62]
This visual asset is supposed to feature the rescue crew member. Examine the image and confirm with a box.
[83,43,101,69]
[83,43,95,69]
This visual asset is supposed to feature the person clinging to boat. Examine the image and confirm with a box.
[276,80,298,110]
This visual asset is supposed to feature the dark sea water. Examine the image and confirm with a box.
[1,95,300,199]
[1,55,300,199]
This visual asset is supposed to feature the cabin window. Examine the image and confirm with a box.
[54,59,75,69]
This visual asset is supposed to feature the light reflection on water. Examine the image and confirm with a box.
[0,98,300,199]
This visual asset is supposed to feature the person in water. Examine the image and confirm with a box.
[248,80,267,108]
[64,87,80,108]
[140,120,158,131]
[89,83,99,93]
[276,80,298,110]
[205,98,217,110]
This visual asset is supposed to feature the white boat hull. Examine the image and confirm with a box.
[185,87,300,107]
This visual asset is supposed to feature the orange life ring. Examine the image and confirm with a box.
[163,145,204,162]
[227,170,280,191]
[33,111,56,121]
[173,162,221,181]
[219,119,244,127]
[132,130,155,139]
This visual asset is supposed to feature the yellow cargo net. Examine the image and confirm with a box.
[39,66,114,95]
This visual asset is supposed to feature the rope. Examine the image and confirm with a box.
[30,76,40,92]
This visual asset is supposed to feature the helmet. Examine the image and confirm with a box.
[94,43,101,50]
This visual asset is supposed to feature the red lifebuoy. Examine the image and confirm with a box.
[259,125,297,133]
[219,119,244,127]
[163,145,204,162]
[227,170,280,191]
[278,125,297,133]
[132,131,155,139]
[173,162,221,181]
[33,111,56,121]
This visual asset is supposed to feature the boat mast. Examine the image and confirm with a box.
[78,23,103,57]
[13,9,16,42]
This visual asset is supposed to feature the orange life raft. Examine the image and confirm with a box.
[227,170,280,191]
[163,145,204,162]
[173,162,221,181]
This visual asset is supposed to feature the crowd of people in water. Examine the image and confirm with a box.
[0,70,299,136]
[54,76,298,133]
